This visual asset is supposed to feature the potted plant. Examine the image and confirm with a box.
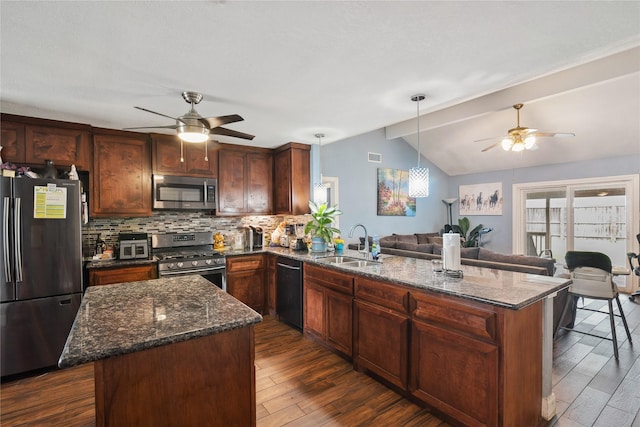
[451,216,485,247]
[304,201,342,252]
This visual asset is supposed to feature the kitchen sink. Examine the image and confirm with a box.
[316,256,381,268]
[340,260,381,268]
[317,256,362,264]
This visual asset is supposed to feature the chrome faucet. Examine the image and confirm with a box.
[349,224,369,259]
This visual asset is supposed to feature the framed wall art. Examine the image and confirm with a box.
[459,182,502,215]
[377,168,416,216]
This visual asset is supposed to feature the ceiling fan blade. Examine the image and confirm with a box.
[200,114,244,129]
[134,106,186,124]
[210,127,255,140]
[481,141,501,152]
[531,131,575,138]
[474,135,504,143]
[123,124,178,130]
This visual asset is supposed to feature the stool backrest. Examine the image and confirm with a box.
[565,251,612,273]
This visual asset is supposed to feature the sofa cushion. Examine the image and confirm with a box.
[460,247,480,259]
[415,232,439,244]
[478,248,555,275]
[379,235,397,248]
[396,242,419,251]
[394,234,418,244]
[432,244,442,255]
[415,243,434,254]
[427,236,444,245]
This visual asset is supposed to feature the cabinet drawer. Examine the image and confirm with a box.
[354,277,409,313]
[89,265,157,286]
[227,254,265,272]
[304,264,353,295]
[411,292,496,342]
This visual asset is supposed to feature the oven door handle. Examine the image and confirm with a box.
[160,266,226,276]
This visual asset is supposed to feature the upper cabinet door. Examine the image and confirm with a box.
[273,143,310,215]
[218,149,248,215]
[218,146,273,216]
[91,131,151,217]
[151,134,219,178]
[246,152,272,214]
[25,125,91,170]
[0,121,26,164]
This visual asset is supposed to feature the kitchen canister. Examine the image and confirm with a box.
[442,233,461,271]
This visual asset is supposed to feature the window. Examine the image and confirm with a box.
[513,175,639,292]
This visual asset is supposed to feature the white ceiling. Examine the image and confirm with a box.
[1,1,639,176]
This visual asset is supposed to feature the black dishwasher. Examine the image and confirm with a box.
[276,257,303,330]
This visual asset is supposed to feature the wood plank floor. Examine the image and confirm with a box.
[1,296,638,427]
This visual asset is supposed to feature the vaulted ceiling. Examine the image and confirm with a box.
[1,1,639,176]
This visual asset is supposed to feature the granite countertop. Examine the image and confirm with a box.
[264,247,571,310]
[58,275,262,368]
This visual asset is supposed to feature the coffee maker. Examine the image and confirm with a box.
[244,226,263,250]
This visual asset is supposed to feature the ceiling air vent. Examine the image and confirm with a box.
[368,152,382,163]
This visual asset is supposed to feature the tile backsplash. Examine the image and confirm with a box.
[82,212,310,256]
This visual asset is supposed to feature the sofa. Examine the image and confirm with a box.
[350,233,556,276]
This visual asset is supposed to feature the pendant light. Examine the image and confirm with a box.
[313,133,328,205]
[408,94,429,197]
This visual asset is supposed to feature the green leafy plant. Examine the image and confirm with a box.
[304,201,342,243]
[451,216,484,247]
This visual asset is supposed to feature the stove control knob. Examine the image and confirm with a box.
[167,263,175,270]
[177,262,183,268]
[191,261,198,266]
[205,259,213,265]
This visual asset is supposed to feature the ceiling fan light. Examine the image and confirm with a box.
[501,138,514,151]
[177,124,209,143]
[512,141,525,152]
[524,135,536,149]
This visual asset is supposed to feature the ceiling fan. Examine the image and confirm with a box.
[125,91,255,142]
[477,103,574,152]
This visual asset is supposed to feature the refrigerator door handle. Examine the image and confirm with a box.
[14,197,23,283]
[3,196,11,281]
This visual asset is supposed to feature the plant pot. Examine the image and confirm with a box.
[310,237,327,253]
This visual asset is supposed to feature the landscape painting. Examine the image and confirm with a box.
[459,182,503,215]
[377,168,416,216]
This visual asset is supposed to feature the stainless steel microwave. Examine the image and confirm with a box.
[153,175,217,212]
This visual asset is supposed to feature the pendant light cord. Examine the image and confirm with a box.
[411,94,425,168]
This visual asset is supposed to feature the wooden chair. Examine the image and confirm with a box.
[555,251,633,360]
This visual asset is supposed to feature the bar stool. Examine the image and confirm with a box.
[555,251,633,360]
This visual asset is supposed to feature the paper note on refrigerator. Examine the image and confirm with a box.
[34,185,67,219]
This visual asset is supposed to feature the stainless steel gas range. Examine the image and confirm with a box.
[152,231,226,291]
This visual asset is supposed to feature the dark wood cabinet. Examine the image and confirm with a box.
[218,146,273,215]
[353,277,410,389]
[151,133,219,177]
[91,129,151,217]
[0,120,26,163]
[273,142,310,215]
[25,125,91,170]
[410,292,499,427]
[266,254,277,316]
[226,254,266,314]
[1,114,91,169]
[89,264,157,286]
[303,264,353,358]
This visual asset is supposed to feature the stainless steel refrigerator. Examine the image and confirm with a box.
[1,176,83,377]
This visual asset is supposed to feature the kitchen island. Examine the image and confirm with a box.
[59,275,262,427]
[265,247,571,426]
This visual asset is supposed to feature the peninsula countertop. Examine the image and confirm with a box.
[58,275,262,368]
[263,247,571,310]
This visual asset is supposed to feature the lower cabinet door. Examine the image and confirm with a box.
[303,283,325,339]
[354,299,409,389]
[227,270,265,314]
[325,288,353,357]
[410,320,498,427]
